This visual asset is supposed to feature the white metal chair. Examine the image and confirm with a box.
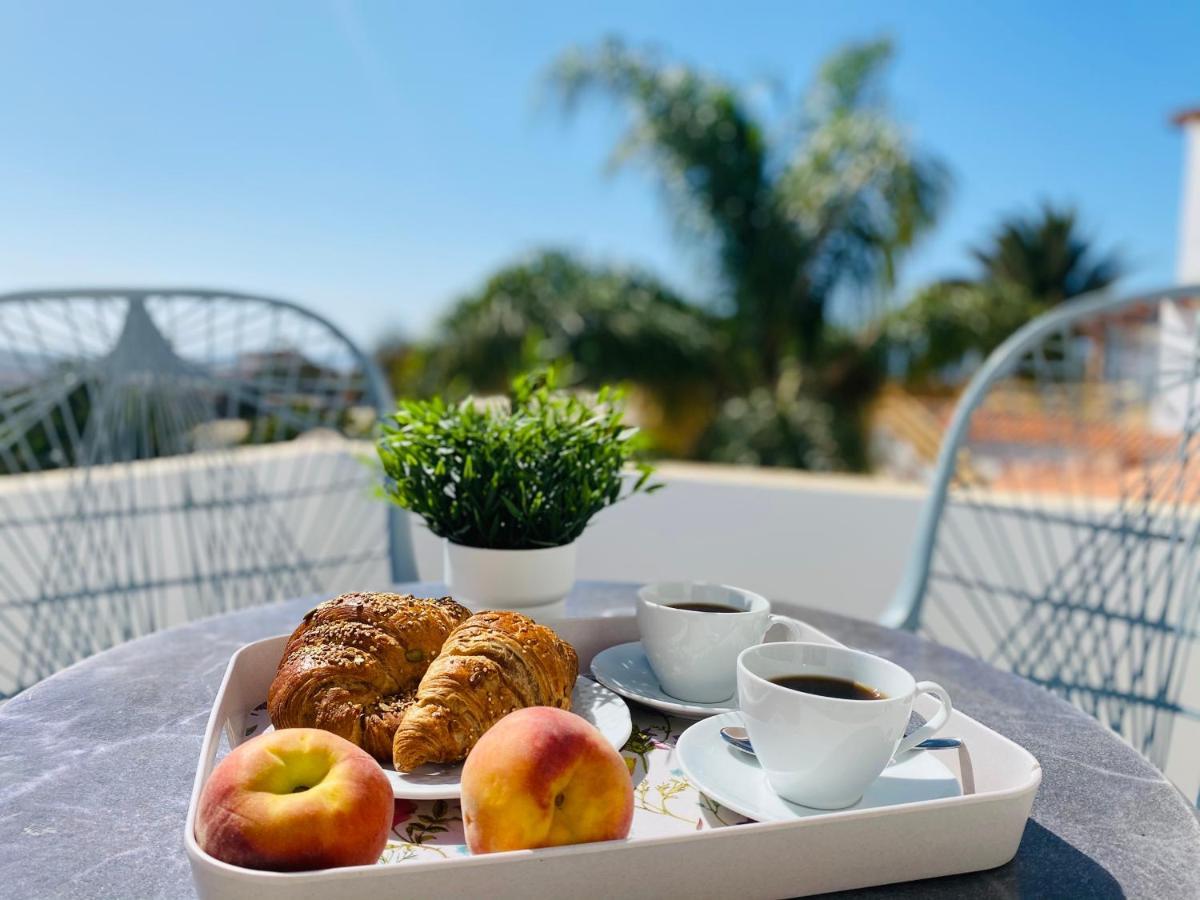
[0,288,414,698]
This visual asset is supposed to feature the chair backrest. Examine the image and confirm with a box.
[0,288,415,698]
[883,286,1200,798]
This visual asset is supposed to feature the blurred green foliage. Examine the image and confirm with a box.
[429,250,722,393]
[379,37,944,471]
[884,204,1124,385]
[973,203,1124,306]
[696,365,839,470]
[882,281,1040,385]
[550,36,947,383]
[374,42,1122,472]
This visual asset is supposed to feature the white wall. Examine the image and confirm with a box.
[410,462,928,623]
[1177,116,1200,282]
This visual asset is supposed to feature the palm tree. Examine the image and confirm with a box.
[390,39,947,470]
[427,249,721,393]
[394,249,724,457]
[885,205,1124,386]
[549,37,949,384]
[882,280,1039,386]
[971,204,1124,307]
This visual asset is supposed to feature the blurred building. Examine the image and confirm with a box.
[1154,107,1200,432]
[876,106,1200,485]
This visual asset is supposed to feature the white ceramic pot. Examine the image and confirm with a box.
[442,540,577,610]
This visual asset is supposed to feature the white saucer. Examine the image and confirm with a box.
[244,677,632,800]
[590,642,738,718]
[675,712,962,822]
[387,676,632,799]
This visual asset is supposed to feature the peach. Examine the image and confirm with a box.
[460,706,634,854]
[195,727,393,871]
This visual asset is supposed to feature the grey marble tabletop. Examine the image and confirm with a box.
[0,581,1197,899]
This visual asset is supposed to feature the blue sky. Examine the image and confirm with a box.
[0,1,1197,347]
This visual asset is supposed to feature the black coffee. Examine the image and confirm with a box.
[667,602,742,613]
[769,675,887,700]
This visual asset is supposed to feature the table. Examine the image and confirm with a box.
[1,582,1197,899]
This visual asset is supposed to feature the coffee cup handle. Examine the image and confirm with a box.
[895,681,953,757]
[764,614,809,642]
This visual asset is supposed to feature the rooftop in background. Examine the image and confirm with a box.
[1173,107,1200,126]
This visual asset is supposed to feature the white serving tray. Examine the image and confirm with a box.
[185,615,1041,899]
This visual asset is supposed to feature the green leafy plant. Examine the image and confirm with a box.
[377,369,660,549]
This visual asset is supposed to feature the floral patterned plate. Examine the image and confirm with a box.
[377,706,753,864]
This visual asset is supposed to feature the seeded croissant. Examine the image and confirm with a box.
[268,592,471,761]
[391,611,579,771]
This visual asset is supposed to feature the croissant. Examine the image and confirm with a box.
[391,611,579,771]
[268,592,471,761]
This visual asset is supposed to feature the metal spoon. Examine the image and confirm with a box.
[719,725,962,755]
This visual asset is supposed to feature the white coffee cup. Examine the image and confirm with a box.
[737,642,953,809]
[637,582,807,703]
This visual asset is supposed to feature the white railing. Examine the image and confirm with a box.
[410,461,928,623]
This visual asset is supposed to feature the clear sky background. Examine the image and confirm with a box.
[1,1,1197,347]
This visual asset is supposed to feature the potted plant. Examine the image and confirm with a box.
[377,369,659,609]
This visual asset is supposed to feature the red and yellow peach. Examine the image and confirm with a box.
[195,727,393,871]
[460,706,634,854]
